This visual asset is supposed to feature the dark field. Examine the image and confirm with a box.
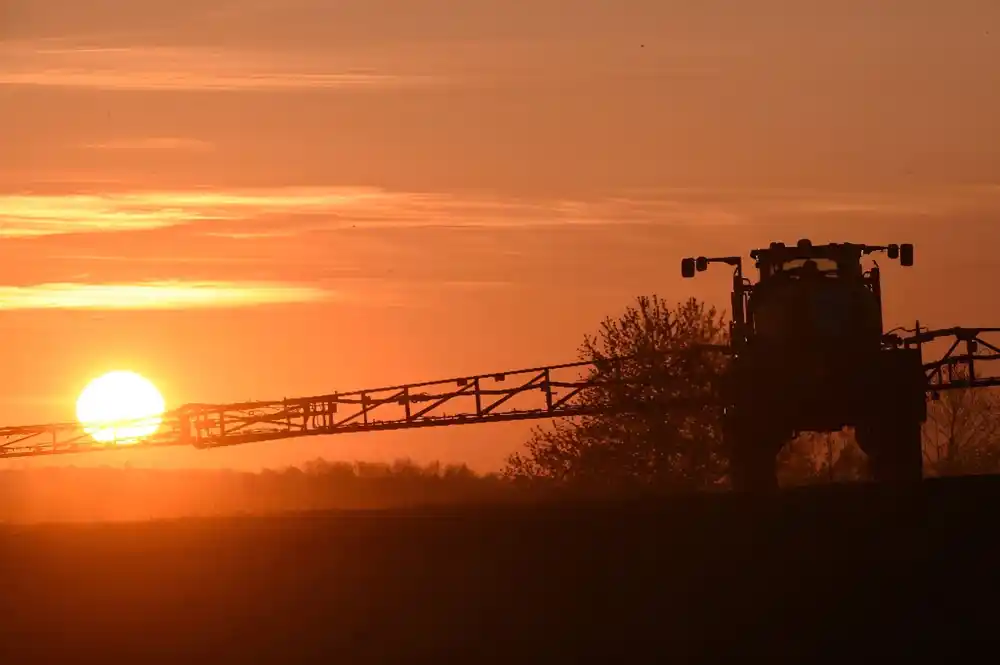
[0,477,995,663]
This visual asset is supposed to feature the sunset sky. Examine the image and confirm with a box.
[2,0,999,472]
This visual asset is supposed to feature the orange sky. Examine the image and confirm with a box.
[2,0,999,472]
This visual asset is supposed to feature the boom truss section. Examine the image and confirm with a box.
[0,360,610,459]
[891,327,1000,394]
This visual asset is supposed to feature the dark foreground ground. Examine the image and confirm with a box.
[0,476,996,663]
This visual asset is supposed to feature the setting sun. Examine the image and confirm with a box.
[76,371,166,444]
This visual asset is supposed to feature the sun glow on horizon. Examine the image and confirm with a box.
[76,371,166,444]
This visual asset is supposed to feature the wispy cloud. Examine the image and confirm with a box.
[2,184,997,239]
[0,188,384,236]
[0,43,447,91]
[0,278,524,311]
[0,281,329,310]
[0,194,200,235]
[613,185,1000,219]
[0,187,744,237]
[80,138,215,152]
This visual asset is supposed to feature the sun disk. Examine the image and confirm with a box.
[76,370,166,444]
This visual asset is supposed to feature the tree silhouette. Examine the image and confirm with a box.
[502,295,731,492]
[923,367,1000,475]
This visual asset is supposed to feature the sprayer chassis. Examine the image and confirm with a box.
[682,240,927,491]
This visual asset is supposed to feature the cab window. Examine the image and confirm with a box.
[777,258,838,273]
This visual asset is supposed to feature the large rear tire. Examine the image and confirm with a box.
[856,417,923,486]
[856,349,926,487]
[726,414,784,493]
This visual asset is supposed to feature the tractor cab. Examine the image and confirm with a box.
[753,241,873,281]
[681,240,913,351]
[750,242,880,348]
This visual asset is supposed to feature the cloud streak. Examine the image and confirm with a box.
[0,188,386,236]
[0,43,447,91]
[2,184,998,239]
[0,281,329,310]
[80,138,215,152]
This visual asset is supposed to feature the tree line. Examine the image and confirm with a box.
[0,460,524,523]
